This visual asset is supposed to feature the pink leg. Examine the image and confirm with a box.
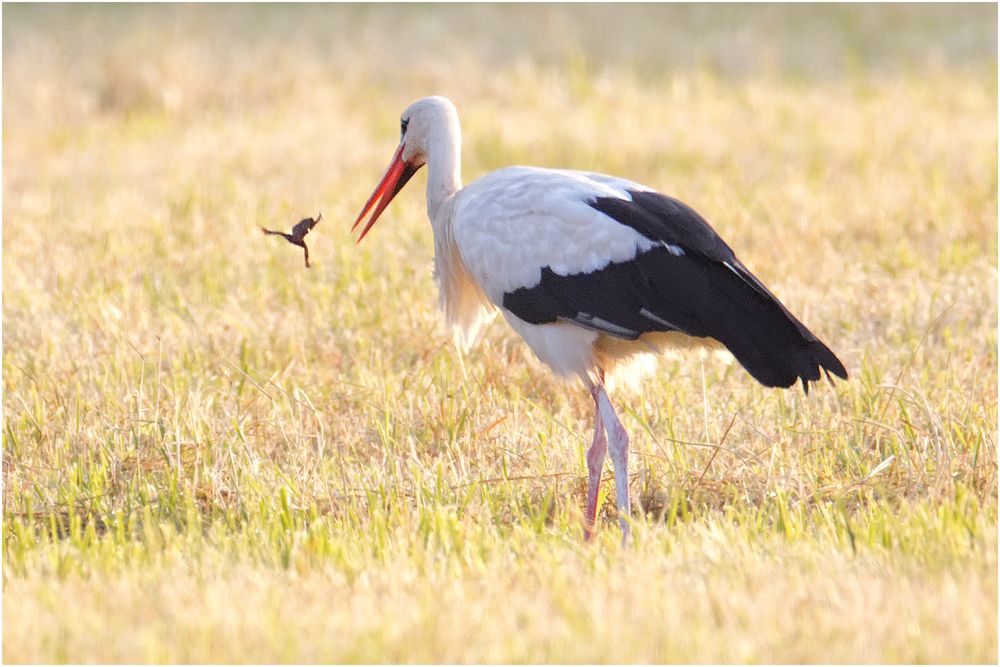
[583,401,608,542]
[593,383,632,545]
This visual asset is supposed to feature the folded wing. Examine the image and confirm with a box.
[500,185,847,391]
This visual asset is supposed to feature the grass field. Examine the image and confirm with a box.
[2,4,998,663]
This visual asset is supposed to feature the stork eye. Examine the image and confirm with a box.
[400,118,409,136]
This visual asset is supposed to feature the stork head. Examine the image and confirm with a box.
[353,96,460,242]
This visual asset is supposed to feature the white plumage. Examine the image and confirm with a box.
[452,168,670,382]
[454,168,657,301]
[353,95,847,543]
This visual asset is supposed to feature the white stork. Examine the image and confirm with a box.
[353,96,847,543]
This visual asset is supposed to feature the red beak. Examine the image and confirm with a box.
[353,144,419,242]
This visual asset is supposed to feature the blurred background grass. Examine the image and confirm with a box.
[3,3,998,663]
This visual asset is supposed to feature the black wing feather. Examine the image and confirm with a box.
[501,189,848,391]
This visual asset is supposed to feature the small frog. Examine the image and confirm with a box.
[261,212,322,268]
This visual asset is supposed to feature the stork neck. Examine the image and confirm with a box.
[425,124,462,224]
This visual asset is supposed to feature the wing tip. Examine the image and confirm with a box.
[799,342,848,394]
[750,339,847,395]
[812,340,849,380]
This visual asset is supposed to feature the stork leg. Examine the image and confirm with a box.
[592,382,632,545]
[583,404,608,542]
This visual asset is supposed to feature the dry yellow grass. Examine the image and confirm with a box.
[3,4,997,663]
